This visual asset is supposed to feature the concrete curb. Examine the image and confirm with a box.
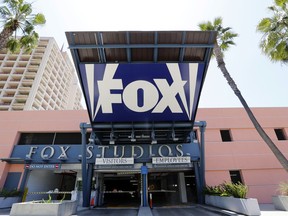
[197,204,244,215]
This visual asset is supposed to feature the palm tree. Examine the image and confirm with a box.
[257,0,288,63]
[199,17,288,172]
[0,0,46,53]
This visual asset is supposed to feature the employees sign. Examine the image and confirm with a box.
[152,157,190,164]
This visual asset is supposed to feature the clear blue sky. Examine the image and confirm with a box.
[32,0,288,108]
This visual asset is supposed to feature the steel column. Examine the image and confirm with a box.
[141,165,148,207]
[80,123,89,207]
[199,121,206,204]
[19,167,30,201]
[193,161,202,203]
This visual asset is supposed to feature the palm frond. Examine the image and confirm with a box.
[257,18,272,32]
[0,0,46,52]
[33,13,46,25]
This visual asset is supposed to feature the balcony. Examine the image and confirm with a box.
[19,86,31,93]
[7,55,17,61]
[22,79,34,85]
[15,94,28,102]
[16,62,27,68]
[0,102,10,110]
[1,97,13,103]
[12,102,25,110]
[24,72,36,79]
[19,55,30,61]
[0,69,11,74]
[6,80,19,87]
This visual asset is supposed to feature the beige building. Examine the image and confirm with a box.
[0,37,83,111]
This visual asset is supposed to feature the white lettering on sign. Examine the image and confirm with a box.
[152,156,191,164]
[95,157,134,165]
[123,81,159,112]
[24,144,188,161]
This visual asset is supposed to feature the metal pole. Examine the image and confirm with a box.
[199,121,206,204]
[87,164,93,206]
[80,123,89,207]
[193,161,202,204]
[141,165,148,207]
[19,167,30,201]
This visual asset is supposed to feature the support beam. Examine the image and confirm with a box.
[19,167,30,202]
[87,164,93,206]
[199,121,207,204]
[80,123,89,207]
[194,161,202,204]
[178,172,187,203]
[141,165,148,207]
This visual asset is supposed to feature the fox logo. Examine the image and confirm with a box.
[79,63,205,122]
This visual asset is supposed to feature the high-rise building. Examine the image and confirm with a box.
[0,37,83,111]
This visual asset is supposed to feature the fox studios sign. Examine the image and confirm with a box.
[79,63,205,122]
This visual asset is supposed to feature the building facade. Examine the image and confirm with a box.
[0,37,83,111]
[0,108,287,205]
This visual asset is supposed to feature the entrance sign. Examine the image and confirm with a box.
[79,63,205,122]
[95,157,134,165]
[152,157,190,164]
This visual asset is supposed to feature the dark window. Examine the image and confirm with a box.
[18,132,91,145]
[18,133,55,145]
[220,130,232,142]
[274,129,287,140]
[54,133,82,144]
[229,170,243,184]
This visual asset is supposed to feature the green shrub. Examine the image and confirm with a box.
[204,185,225,196]
[204,181,248,198]
[221,182,248,198]
[0,188,21,198]
[278,181,288,196]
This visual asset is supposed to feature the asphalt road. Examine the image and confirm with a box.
[74,206,225,216]
[151,206,225,216]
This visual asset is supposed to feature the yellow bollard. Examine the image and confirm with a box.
[22,187,28,202]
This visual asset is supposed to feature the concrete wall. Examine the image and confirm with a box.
[197,108,288,203]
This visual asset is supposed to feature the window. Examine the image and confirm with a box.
[220,130,232,142]
[18,133,55,145]
[274,129,287,140]
[229,170,243,184]
[18,132,91,145]
[54,133,82,144]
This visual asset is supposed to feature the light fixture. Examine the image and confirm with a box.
[172,128,179,141]
[109,131,115,144]
[130,127,136,142]
[89,132,100,145]
[151,130,157,144]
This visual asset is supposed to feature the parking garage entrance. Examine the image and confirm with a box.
[94,168,197,208]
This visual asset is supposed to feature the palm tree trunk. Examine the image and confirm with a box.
[214,43,288,172]
[0,27,13,50]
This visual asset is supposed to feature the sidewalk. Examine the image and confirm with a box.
[258,204,288,216]
[199,203,288,216]
[0,203,287,215]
